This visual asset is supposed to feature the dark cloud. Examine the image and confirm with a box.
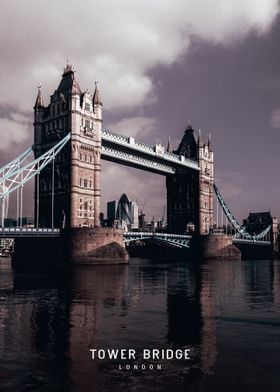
[1,1,280,221]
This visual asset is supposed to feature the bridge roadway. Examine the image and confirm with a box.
[0,228,271,248]
[101,129,200,175]
[124,232,192,248]
[0,228,191,248]
[232,238,271,246]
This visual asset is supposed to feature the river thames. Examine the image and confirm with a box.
[0,257,279,391]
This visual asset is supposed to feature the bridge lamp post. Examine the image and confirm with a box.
[0,184,9,228]
[1,196,5,228]
[36,162,40,229]
[51,155,55,230]
[19,184,23,228]
[16,188,19,227]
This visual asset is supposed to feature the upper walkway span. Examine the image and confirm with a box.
[101,129,200,175]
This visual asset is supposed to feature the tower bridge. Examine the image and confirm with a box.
[0,63,277,265]
[31,62,214,237]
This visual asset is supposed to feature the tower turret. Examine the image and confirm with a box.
[34,83,44,109]
[33,84,45,145]
[167,136,172,153]
[92,80,102,122]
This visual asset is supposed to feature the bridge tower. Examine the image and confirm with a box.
[34,63,102,228]
[166,124,214,235]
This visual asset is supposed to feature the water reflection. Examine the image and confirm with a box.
[0,258,279,391]
[243,261,274,309]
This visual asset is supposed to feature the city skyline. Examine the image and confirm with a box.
[1,1,280,221]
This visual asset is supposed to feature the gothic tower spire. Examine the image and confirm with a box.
[93,80,102,107]
[34,83,44,108]
[167,136,172,153]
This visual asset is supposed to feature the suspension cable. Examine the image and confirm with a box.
[36,163,39,228]
[214,183,271,240]
[0,133,70,199]
[51,156,55,229]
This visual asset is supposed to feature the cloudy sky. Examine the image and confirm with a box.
[1,0,280,221]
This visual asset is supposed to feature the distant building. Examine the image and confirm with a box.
[138,213,146,231]
[243,211,278,249]
[106,194,139,230]
[107,201,118,221]
[3,217,34,228]
[243,212,275,235]
[99,212,104,226]
[4,218,17,228]
[130,201,139,230]
[22,217,34,227]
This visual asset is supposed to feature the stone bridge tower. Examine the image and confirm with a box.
[34,63,102,228]
[166,124,214,235]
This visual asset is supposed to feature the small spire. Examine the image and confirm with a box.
[185,120,193,132]
[93,80,103,107]
[167,136,172,153]
[197,129,203,147]
[34,83,44,108]
[63,60,75,75]
[208,133,211,146]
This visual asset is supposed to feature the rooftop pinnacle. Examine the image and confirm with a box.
[34,83,44,108]
[93,80,102,107]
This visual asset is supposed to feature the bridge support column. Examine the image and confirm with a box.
[12,228,128,271]
[64,227,128,264]
[197,234,241,260]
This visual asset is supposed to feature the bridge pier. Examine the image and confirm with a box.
[12,227,128,271]
[195,234,241,260]
[64,227,128,265]
[234,242,273,260]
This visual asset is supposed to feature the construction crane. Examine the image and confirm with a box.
[162,204,166,223]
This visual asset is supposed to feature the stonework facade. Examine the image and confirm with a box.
[166,125,214,235]
[34,63,102,228]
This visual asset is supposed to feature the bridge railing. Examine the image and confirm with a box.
[124,232,192,239]
[0,227,60,237]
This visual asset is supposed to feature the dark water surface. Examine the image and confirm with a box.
[0,257,280,391]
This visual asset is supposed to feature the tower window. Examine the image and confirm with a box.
[85,103,90,111]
